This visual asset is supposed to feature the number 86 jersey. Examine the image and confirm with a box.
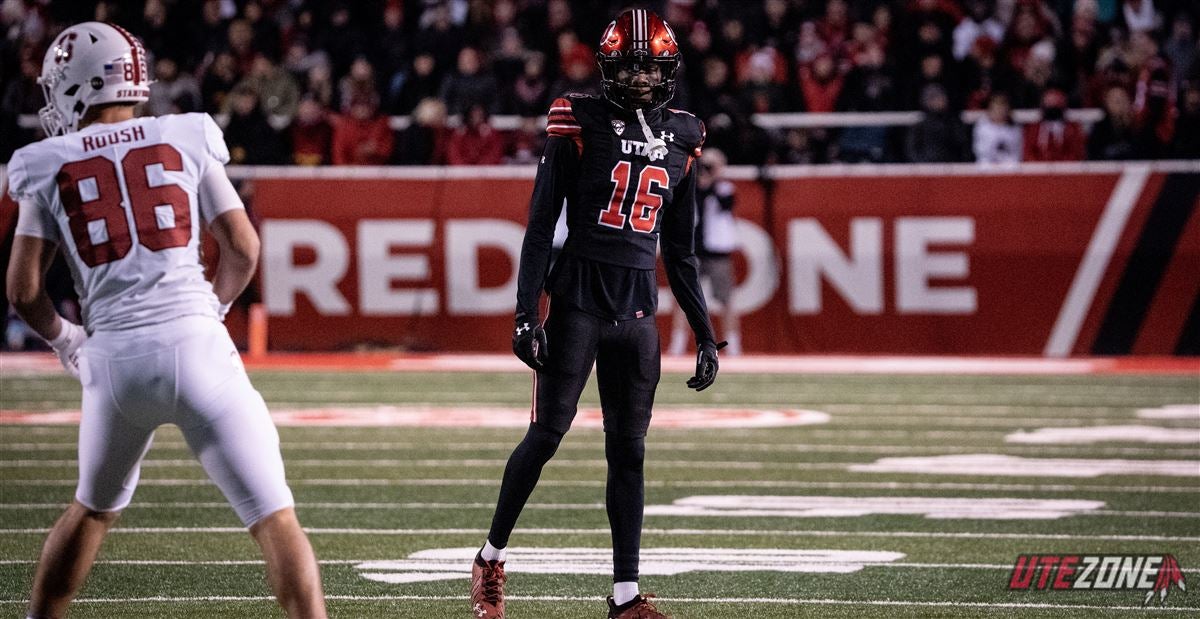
[6,113,240,331]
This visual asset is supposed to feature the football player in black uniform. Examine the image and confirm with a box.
[470,8,722,619]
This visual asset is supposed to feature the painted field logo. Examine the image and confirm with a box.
[1008,554,1187,606]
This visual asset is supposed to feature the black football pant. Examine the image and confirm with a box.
[487,302,661,583]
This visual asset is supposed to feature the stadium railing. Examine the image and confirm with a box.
[16,109,1105,133]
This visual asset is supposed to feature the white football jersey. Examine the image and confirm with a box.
[7,113,242,332]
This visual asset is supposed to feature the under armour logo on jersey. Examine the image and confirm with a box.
[515,323,531,335]
[611,119,626,135]
[659,131,675,142]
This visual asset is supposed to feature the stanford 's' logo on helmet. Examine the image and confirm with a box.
[54,32,77,64]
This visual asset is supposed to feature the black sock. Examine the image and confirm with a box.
[487,422,564,548]
[605,432,646,583]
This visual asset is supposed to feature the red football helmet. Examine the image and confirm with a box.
[596,8,681,110]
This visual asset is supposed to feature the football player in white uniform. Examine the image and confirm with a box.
[5,22,326,618]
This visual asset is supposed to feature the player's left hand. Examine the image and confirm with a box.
[48,319,88,380]
[512,318,549,371]
[687,340,726,391]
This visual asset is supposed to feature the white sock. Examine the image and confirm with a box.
[613,581,639,606]
[480,540,506,562]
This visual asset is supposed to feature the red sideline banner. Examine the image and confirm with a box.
[240,163,1199,355]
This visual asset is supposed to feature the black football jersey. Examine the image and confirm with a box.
[514,94,715,344]
[548,94,706,270]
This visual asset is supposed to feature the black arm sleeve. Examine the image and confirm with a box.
[661,160,717,345]
[514,136,578,320]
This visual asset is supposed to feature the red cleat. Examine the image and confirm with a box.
[470,552,506,618]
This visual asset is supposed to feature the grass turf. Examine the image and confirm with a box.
[0,370,1197,618]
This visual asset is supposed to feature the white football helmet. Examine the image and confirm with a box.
[38,21,151,136]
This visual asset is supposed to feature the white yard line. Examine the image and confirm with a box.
[0,594,1195,612]
[0,459,853,470]
[5,441,1195,456]
[5,478,1198,493]
[2,502,1197,518]
[1,526,1196,542]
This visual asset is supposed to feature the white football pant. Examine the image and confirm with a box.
[76,315,293,526]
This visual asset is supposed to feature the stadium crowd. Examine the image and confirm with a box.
[2,0,1198,165]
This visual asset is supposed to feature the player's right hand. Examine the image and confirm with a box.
[512,318,549,371]
[48,320,88,380]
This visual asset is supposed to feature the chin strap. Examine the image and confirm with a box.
[635,108,669,160]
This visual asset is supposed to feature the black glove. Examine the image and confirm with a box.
[687,340,726,391]
[512,317,549,370]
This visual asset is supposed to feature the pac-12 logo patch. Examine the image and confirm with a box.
[1008,554,1187,606]
[611,119,625,135]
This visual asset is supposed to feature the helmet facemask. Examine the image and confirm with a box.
[597,54,679,111]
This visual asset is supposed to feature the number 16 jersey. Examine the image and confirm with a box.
[6,113,241,332]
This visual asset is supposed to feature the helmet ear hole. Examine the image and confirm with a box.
[64,84,80,96]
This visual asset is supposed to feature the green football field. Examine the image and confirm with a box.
[1,366,1198,618]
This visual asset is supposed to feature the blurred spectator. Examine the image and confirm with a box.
[283,40,332,86]
[1171,81,1200,158]
[777,128,822,164]
[490,27,528,86]
[954,0,1004,61]
[669,147,741,356]
[242,0,280,59]
[1023,88,1087,161]
[973,92,1022,164]
[1162,14,1196,91]
[740,48,788,113]
[332,94,394,165]
[395,97,449,165]
[1,56,45,117]
[1009,40,1057,108]
[506,117,545,164]
[550,50,601,99]
[224,85,288,164]
[226,18,257,74]
[147,57,202,116]
[439,47,499,115]
[372,0,410,82]
[319,3,366,78]
[1087,85,1145,160]
[1119,0,1161,34]
[201,51,241,112]
[446,103,505,165]
[962,35,1004,109]
[194,0,230,57]
[414,2,466,74]
[800,54,844,113]
[391,53,444,114]
[503,53,551,117]
[1132,56,1176,157]
[837,43,897,162]
[230,54,300,119]
[339,56,379,113]
[305,63,336,109]
[905,84,972,162]
[290,97,334,165]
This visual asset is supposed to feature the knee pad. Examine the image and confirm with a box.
[521,422,565,462]
[605,432,645,471]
